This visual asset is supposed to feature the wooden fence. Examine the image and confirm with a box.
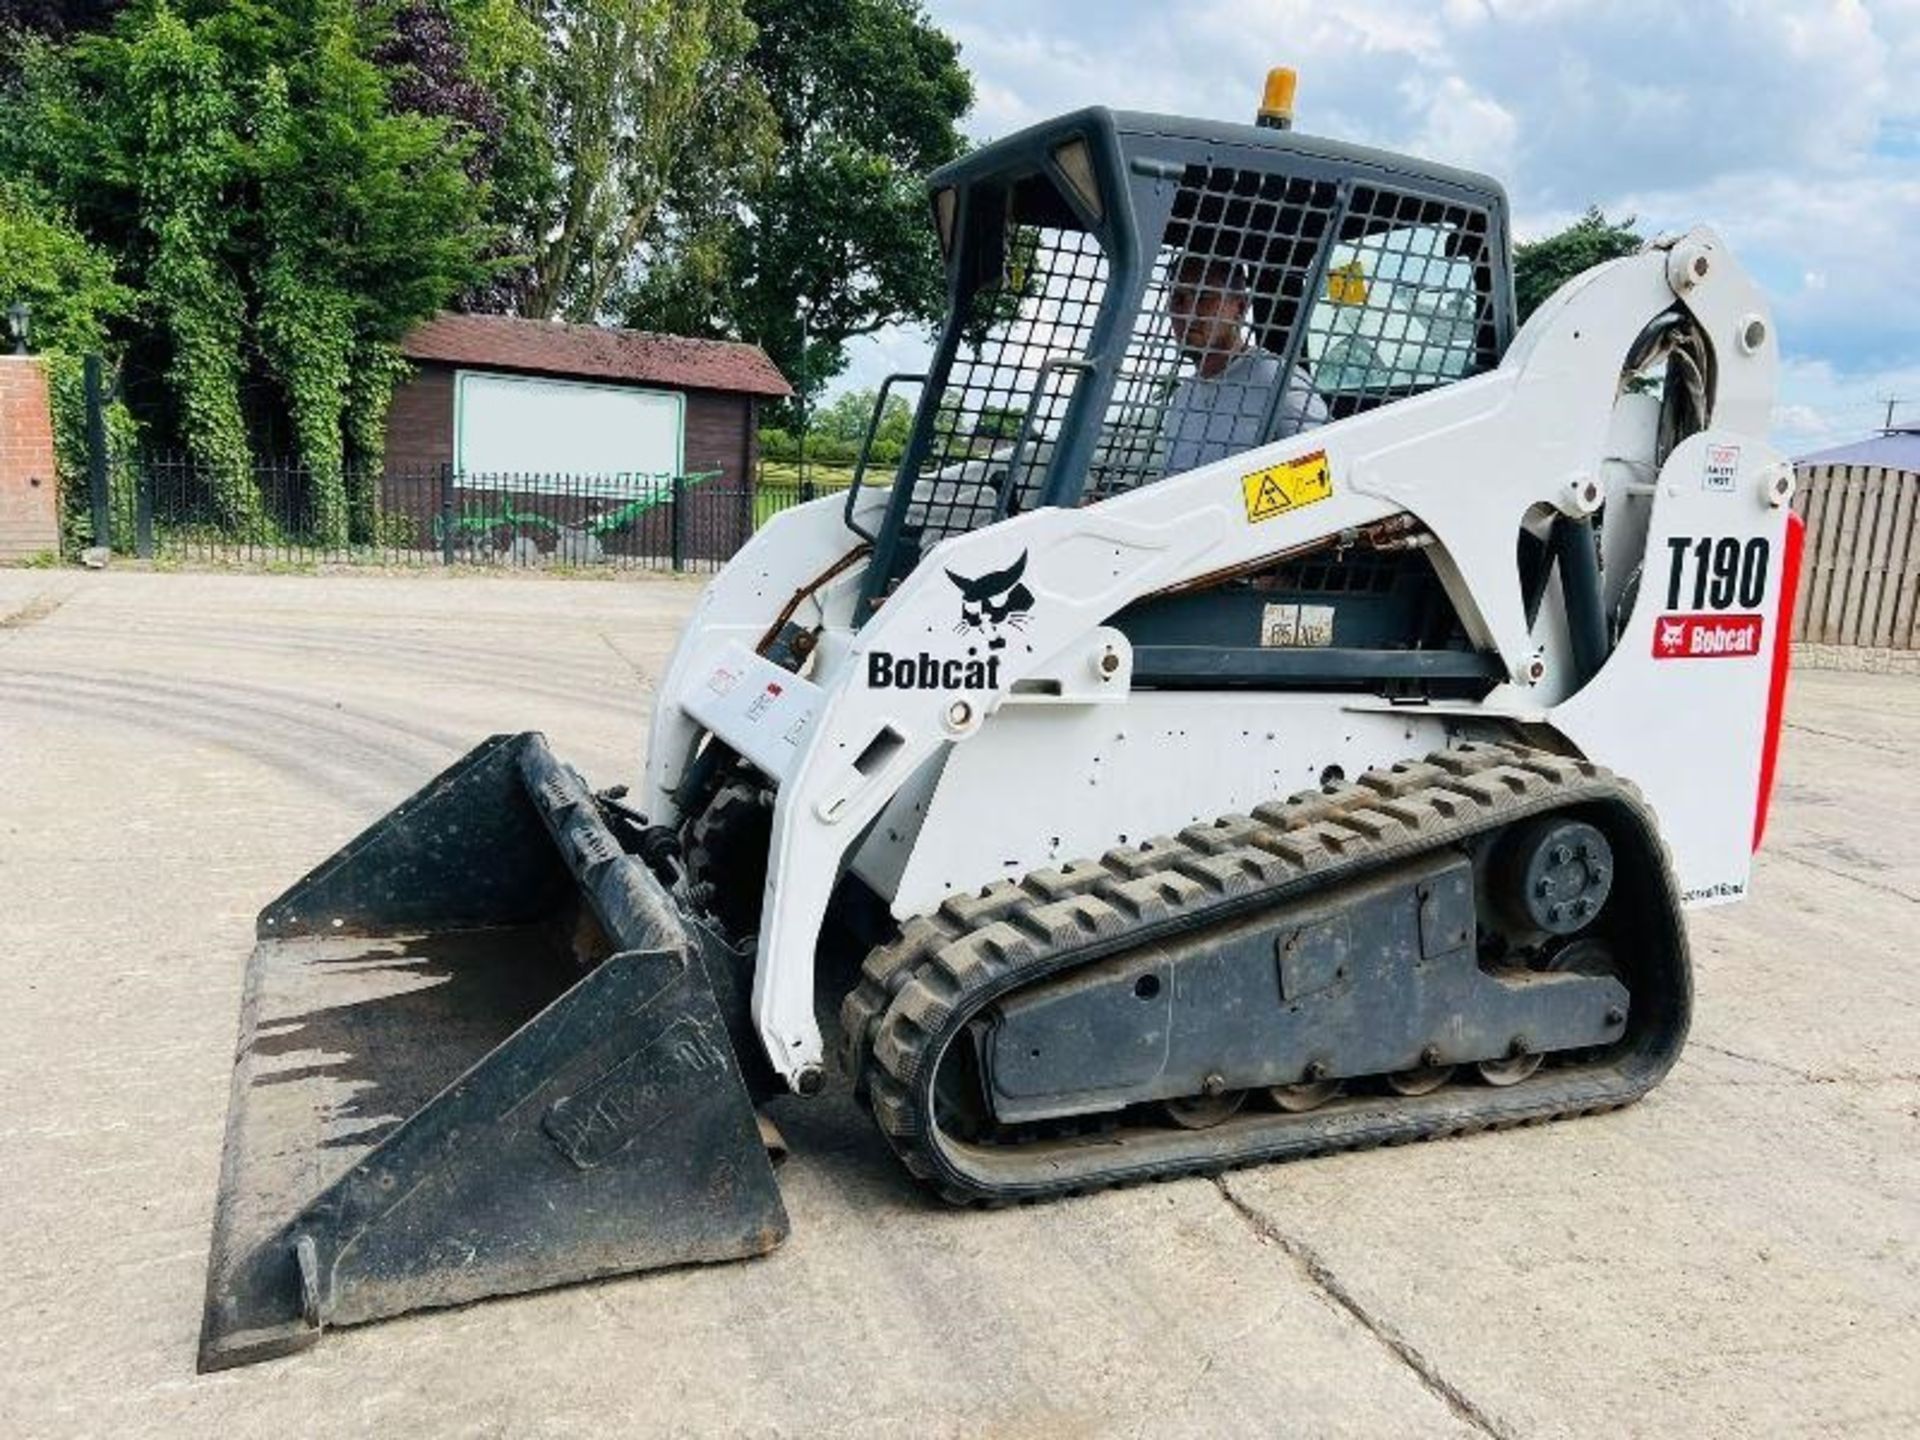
[1791,463,1920,647]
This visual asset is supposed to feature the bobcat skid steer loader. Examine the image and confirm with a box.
[198,74,1804,1370]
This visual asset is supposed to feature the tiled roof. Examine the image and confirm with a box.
[400,312,792,398]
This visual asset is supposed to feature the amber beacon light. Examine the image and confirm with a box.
[1257,66,1297,129]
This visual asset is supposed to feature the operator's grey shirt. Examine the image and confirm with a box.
[1160,348,1328,474]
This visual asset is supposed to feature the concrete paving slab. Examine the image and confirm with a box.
[1,570,1916,1437]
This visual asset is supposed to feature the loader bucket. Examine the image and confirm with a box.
[196,733,787,1372]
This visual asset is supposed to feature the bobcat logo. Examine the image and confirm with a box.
[947,550,1034,651]
[1651,611,1762,661]
[864,551,1035,692]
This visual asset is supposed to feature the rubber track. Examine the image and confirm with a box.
[839,741,1691,1205]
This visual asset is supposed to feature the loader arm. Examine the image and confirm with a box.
[746,228,1781,1087]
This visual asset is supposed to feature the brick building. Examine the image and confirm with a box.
[385,313,791,562]
[387,313,791,479]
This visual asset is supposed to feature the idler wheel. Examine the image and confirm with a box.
[1385,1064,1455,1096]
[1161,1087,1247,1129]
[1476,1045,1544,1087]
[1268,1079,1342,1113]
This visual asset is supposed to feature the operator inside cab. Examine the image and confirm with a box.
[1161,254,1327,474]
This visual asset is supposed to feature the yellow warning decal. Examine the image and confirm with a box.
[1241,450,1333,524]
[1326,259,1369,306]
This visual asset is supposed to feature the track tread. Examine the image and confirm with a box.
[846,741,1689,1205]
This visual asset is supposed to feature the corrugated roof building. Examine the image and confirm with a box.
[1794,427,1920,473]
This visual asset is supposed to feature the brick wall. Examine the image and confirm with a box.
[382,362,457,475]
[0,357,60,562]
[682,388,755,562]
[683,388,752,482]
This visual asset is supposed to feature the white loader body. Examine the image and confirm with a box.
[642,228,1796,1087]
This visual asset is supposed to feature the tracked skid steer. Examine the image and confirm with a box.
[199,74,1804,1369]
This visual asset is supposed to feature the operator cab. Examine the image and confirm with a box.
[850,101,1516,610]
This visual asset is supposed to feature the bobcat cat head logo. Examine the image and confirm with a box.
[1658,618,1688,655]
[947,551,1034,650]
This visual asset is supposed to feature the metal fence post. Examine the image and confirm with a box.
[439,463,456,565]
[740,463,756,549]
[84,355,110,549]
[135,464,153,558]
[671,472,687,572]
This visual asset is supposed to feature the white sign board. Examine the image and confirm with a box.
[455,371,683,490]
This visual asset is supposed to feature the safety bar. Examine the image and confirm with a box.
[843,372,929,542]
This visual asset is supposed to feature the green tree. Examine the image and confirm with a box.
[515,0,776,322]
[0,178,131,359]
[625,0,972,414]
[1,1,493,541]
[0,1,127,52]
[36,7,259,521]
[248,4,492,539]
[811,386,911,447]
[1513,207,1643,323]
[374,1,552,314]
[440,0,553,311]
[0,176,137,547]
[973,404,1025,443]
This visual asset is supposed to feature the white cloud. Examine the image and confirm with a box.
[1617,167,1920,370]
[826,1,1920,442]
[1772,355,1920,458]
[835,324,937,409]
[1775,403,1832,440]
[943,22,1194,139]
[1403,73,1519,174]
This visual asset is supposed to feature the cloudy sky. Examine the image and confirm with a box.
[838,0,1920,455]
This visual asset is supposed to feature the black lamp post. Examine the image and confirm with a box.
[796,300,813,502]
[6,301,29,355]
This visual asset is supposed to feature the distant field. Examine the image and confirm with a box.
[756,460,859,489]
[753,461,857,527]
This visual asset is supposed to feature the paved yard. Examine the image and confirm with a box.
[1,569,1916,1439]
